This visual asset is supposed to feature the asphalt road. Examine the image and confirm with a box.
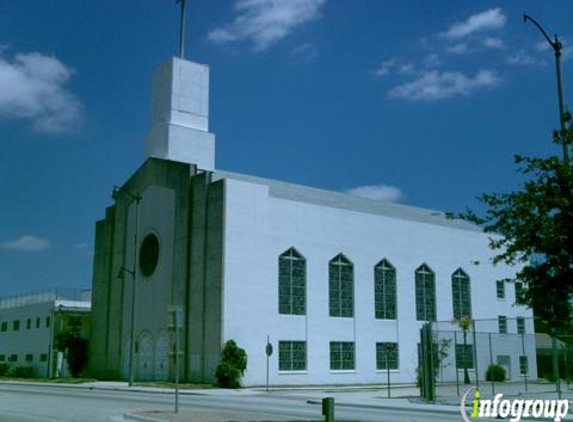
[0,383,491,422]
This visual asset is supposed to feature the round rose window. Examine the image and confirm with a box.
[139,233,160,277]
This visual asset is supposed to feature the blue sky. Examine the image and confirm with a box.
[0,0,572,296]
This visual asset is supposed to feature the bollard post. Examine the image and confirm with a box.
[322,397,334,422]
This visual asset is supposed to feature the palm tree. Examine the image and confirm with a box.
[454,315,472,385]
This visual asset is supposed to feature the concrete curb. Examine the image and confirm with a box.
[306,399,461,415]
[123,413,170,422]
[0,380,206,396]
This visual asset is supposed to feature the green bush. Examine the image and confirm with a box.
[6,366,34,378]
[0,363,9,376]
[485,364,506,382]
[215,340,247,388]
[55,316,89,378]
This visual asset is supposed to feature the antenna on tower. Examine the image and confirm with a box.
[176,0,187,59]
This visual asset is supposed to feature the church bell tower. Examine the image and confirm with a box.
[144,57,216,171]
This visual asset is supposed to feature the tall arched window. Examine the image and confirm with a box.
[452,268,471,319]
[278,248,306,315]
[374,259,396,320]
[415,264,436,321]
[329,254,354,317]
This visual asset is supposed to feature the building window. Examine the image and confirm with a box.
[13,320,20,331]
[374,259,397,320]
[329,254,354,318]
[498,316,508,334]
[26,319,31,330]
[25,354,33,362]
[496,280,505,299]
[520,356,528,375]
[376,342,399,370]
[46,316,51,328]
[452,268,471,320]
[415,264,436,321]
[278,248,306,315]
[278,341,306,371]
[40,354,48,362]
[36,317,40,328]
[330,341,355,370]
[517,317,526,335]
[8,354,17,362]
[1,322,6,332]
[456,344,474,369]
[515,282,525,305]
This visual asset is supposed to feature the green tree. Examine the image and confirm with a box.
[215,340,247,388]
[54,316,89,378]
[456,124,573,333]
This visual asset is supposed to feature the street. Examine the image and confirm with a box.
[0,383,506,422]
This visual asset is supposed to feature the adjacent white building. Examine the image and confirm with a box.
[89,56,536,386]
[0,289,91,378]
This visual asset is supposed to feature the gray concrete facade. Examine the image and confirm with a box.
[89,158,224,382]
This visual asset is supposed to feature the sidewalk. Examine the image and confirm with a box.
[0,379,461,421]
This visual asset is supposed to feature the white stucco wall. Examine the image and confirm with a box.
[221,178,535,386]
[0,302,54,377]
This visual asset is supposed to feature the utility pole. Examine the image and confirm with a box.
[112,186,141,387]
[524,14,570,163]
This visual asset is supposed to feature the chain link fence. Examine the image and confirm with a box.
[419,318,573,403]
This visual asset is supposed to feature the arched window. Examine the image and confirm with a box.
[452,268,471,319]
[415,264,436,321]
[374,259,396,320]
[278,248,306,315]
[329,254,354,317]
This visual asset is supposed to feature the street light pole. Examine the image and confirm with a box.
[113,186,142,387]
[524,13,570,163]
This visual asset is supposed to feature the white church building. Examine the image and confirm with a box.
[89,56,536,386]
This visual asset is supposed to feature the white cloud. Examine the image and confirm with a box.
[535,39,573,61]
[374,59,396,76]
[446,43,469,54]
[506,50,536,66]
[388,70,501,101]
[345,184,403,203]
[423,54,441,68]
[482,37,504,49]
[1,235,51,251]
[75,242,94,258]
[208,0,327,51]
[441,8,506,39]
[0,51,82,133]
[399,63,415,75]
[290,42,318,61]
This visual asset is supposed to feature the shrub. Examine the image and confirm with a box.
[215,340,247,388]
[485,364,506,382]
[7,366,34,378]
[55,316,89,378]
[0,363,9,376]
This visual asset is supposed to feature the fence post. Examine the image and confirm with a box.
[472,319,479,389]
[488,332,495,396]
[552,336,562,399]
[454,330,460,397]
[521,333,528,392]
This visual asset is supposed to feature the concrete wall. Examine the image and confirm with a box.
[0,302,90,378]
[90,158,226,382]
[0,302,54,377]
[221,178,535,386]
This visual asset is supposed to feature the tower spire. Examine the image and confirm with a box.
[177,0,187,59]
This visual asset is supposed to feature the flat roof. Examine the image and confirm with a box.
[213,170,481,233]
